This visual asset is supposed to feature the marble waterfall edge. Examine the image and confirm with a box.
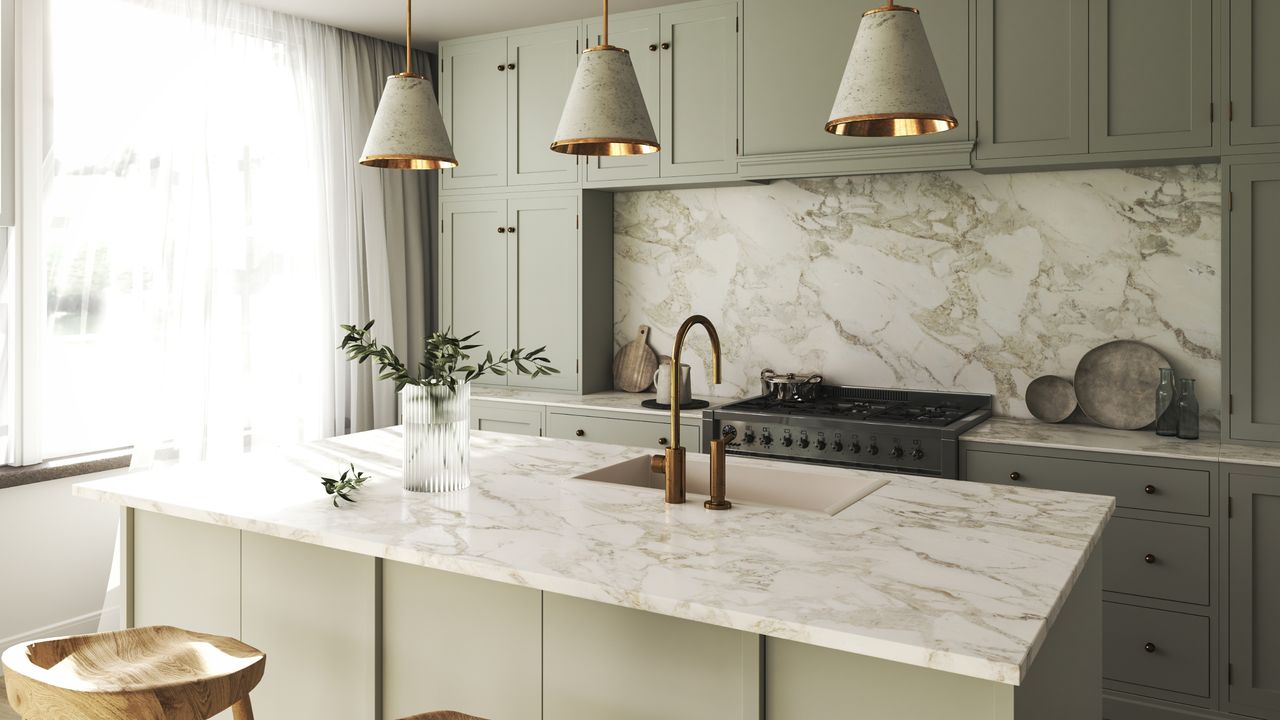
[614,165,1221,427]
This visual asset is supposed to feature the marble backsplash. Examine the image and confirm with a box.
[614,165,1222,427]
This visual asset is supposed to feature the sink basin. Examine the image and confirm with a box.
[575,454,889,516]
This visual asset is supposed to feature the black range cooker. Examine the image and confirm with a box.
[701,384,993,479]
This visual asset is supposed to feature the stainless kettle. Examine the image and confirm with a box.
[760,369,824,403]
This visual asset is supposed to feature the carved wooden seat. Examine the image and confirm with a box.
[398,712,489,720]
[1,625,265,720]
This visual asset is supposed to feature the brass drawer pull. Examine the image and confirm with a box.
[498,64,506,71]
[658,437,669,446]
[661,41,671,49]
[649,44,658,51]
[1144,553,1157,564]
[497,227,506,234]
[1144,642,1157,653]
[508,63,516,70]
[507,226,516,234]
[575,429,585,437]
[1144,484,1157,494]
[1009,471,1022,481]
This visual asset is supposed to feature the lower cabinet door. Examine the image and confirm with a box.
[547,410,700,450]
[1227,469,1280,718]
[1103,602,1210,698]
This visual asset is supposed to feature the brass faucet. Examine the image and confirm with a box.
[651,315,731,510]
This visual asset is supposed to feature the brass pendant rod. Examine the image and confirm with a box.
[405,0,413,75]
[603,0,609,46]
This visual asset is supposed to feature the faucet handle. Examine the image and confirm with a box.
[650,454,667,474]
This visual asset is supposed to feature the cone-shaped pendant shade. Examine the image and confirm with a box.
[551,46,659,156]
[360,73,458,169]
[826,4,957,137]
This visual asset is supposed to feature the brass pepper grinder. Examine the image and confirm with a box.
[650,315,731,510]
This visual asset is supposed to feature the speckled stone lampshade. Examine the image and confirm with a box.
[360,73,458,170]
[551,46,659,156]
[826,4,958,137]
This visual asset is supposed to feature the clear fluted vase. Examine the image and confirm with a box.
[401,382,471,493]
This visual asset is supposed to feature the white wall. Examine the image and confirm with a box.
[0,470,121,646]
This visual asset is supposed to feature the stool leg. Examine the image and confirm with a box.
[231,697,254,720]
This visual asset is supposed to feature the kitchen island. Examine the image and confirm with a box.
[74,428,1113,720]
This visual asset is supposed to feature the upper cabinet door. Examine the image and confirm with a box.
[975,0,1088,161]
[584,13,662,182]
[660,2,739,178]
[507,196,579,392]
[1228,0,1280,150]
[440,37,509,190]
[507,25,581,187]
[745,0,970,157]
[440,198,510,386]
[1088,0,1214,154]
[1227,160,1280,444]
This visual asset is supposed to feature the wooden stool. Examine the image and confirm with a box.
[2,625,265,720]
[398,712,489,720]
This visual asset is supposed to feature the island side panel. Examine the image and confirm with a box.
[543,593,763,720]
[240,532,379,720]
[381,561,542,720]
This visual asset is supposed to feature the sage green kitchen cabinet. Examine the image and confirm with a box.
[439,37,508,190]
[583,13,662,182]
[974,0,1089,162]
[439,192,614,394]
[542,593,761,720]
[1227,0,1280,152]
[440,24,580,192]
[382,562,542,720]
[1224,157,1280,444]
[660,2,739,178]
[1088,0,1215,155]
[1225,466,1280,719]
[546,408,701,450]
[742,0,973,178]
[131,510,240,640]
[472,399,545,436]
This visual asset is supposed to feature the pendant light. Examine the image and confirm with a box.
[825,1,957,138]
[550,0,659,156]
[360,0,458,170]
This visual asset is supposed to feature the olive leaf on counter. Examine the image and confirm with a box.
[321,464,370,507]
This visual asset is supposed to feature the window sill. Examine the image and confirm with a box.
[0,450,132,490]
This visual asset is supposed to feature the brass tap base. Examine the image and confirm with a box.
[663,446,687,504]
[704,499,733,511]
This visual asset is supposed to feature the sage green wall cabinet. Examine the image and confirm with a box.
[1227,0,1280,151]
[974,0,1089,162]
[1224,157,1280,444]
[543,593,761,720]
[440,24,581,192]
[471,399,544,436]
[742,0,974,179]
[439,37,509,190]
[1225,466,1280,719]
[584,13,662,182]
[383,562,542,720]
[439,191,614,394]
[1088,0,1216,155]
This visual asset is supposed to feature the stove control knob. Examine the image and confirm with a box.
[743,429,756,445]
[781,433,794,448]
[798,432,810,449]
[911,446,925,460]
[890,446,904,459]
[849,441,861,454]
[760,430,773,447]
[816,437,827,451]
[721,425,738,443]
[867,443,879,456]
[832,439,843,452]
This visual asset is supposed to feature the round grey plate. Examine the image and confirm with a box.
[1074,340,1171,430]
[1026,375,1077,423]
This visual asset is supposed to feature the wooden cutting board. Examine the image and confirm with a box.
[613,325,660,392]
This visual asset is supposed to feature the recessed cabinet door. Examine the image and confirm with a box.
[508,196,578,391]
[1227,161,1280,443]
[1226,469,1280,717]
[975,0,1088,160]
[1088,0,1214,154]
[440,37,508,190]
[660,2,739,178]
[507,25,581,186]
[1228,0,1280,150]
[584,13,662,182]
[745,0,969,157]
[441,198,509,386]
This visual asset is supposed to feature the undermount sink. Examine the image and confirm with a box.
[575,454,889,516]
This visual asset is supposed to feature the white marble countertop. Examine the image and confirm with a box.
[963,417,1280,468]
[73,429,1113,686]
[471,387,729,421]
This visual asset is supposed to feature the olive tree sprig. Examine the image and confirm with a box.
[321,464,370,507]
[339,320,558,394]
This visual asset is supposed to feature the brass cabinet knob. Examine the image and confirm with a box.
[507,226,516,234]
[649,44,658,51]
[575,429,585,437]
[658,437,669,446]
[1009,471,1022,481]
[498,64,506,71]
[661,42,671,49]
[497,227,506,233]
[1144,642,1157,653]
[1144,553,1157,564]
[1144,484,1157,494]
[508,63,516,70]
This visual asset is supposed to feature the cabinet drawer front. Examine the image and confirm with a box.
[472,402,544,437]
[547,412,698,450]
[1103,603,1209,697]
[1103,518,1209,605]
[964,450,1210,516]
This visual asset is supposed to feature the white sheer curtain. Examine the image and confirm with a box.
[41,0,430,467]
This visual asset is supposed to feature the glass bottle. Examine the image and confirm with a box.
[1177,378,1200,440]
[1155,368,1178,436]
